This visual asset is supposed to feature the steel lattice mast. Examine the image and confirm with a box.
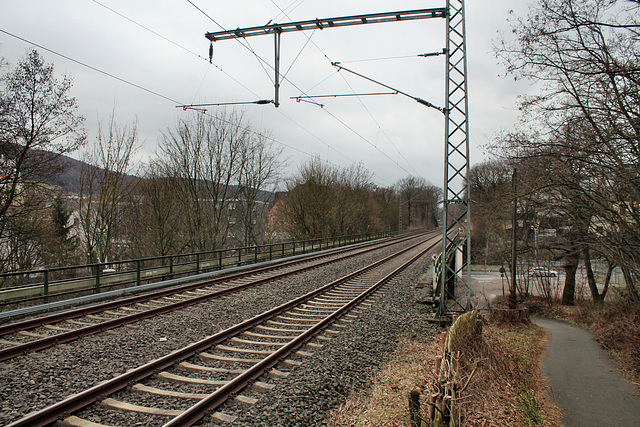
[439,0,471,316]
[205,3,471,315]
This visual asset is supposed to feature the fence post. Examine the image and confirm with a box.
[281,243,285,258]
[292,242,296,256]
[196,253,200,274]
[95,264,101,293]
[136,260,141,287]
[237,248,242,264]
[218,250,223,270]
[254,245,258,264]
[43,270,49,304]
[169,256,174,279]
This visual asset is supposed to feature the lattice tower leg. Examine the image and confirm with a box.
[438,0,471,317]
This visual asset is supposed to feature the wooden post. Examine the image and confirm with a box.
[409,390,422,427]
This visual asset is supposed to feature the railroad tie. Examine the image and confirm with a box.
[100,398,237,422]
[179,361,245,374]
[58,415,112,426]
[157,371,227,386]
[199,352,261,363]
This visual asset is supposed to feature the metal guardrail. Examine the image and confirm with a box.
[0,232,392,308]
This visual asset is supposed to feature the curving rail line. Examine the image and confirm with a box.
[6,233,440,427]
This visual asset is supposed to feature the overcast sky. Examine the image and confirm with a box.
[0,0,533,188]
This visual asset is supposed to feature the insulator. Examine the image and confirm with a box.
[209,42,213,63]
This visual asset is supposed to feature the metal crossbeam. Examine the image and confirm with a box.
[205,9,446,41]
[206,8,447,107]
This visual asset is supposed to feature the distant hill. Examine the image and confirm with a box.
[39,153,137,194]
[47,153,275,202]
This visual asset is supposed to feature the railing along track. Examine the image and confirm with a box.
[0,231,435,362]
[6,234,439,427]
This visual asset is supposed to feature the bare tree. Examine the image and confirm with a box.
[496,0,640,301]
[396,176,441,230]
[332,162,376,236]
[78,113,138,264]
[157,110,278,252]
[232,131,284,247]
[469,159,514,266]
[125,162,186,258]
[0,49,85,271]
[279,158,393,239]
[280,157,337,240]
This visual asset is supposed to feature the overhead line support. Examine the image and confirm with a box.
[438,0,471,317]
[205,9,447,41]
[205,8,447,108]
[274,28,281,107]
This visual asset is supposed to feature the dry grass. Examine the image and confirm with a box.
[455,321,561,426]
[327,338,441,426]
[327,320,562,426]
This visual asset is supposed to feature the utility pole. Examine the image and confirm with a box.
[510,168,518,309]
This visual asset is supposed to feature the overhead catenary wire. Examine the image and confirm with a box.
[291,92,397,101]
[88,0,371,183]
[336,49,447,64]
[186,1,402,176]
[270,0,307,24]
[0,28,182,105]
[0,27,382,186]
[187,0,322,106]
[89,0,270,103]
[178,100,274,110]
[91,0,208,62]
[321,107,416,178]
[4,3,401,188]
[264,1,424,179]
[333,71,422,176]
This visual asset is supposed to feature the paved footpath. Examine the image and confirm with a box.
[533,318,640,426]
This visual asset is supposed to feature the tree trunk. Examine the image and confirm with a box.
[582,247,602,303]
[601,262,615,301]
[622,267,640,302]
[562,250,580,305]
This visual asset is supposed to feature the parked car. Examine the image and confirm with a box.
[528,267,558,277]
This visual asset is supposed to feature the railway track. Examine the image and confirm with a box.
[6,233,440,427]
[0,232,434,362]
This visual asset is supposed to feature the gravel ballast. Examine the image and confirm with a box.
[0,237,437,426]
[219,258,438,426]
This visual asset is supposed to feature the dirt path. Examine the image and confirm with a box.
[533,318,640,426]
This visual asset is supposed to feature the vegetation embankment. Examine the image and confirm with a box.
[328,311,561,426]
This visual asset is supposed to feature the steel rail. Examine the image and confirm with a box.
[0,232,428,335]
[6,235,435,427]
[0,232,433,362]
[165,239,436,426]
